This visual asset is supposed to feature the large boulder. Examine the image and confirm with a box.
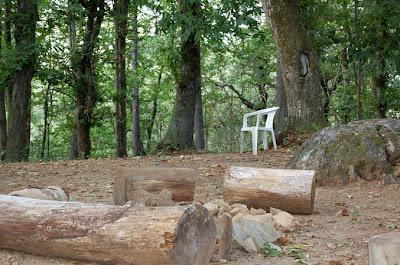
[288,119,400,185]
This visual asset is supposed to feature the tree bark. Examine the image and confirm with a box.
[113,167,196,205]
[5,0,38,162]
[223,166,316,214]
[194,88,205,150]
[72,0,105,159]
[274,61,288,139]
[0,195,217,265]
[262,0,327,134]
[157,0,201,150]
[131,3,144,156]
[115,0,128,157]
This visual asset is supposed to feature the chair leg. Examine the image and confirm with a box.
[240,131,244,153]
[252,129,258,155]
[262,131,268,151]
[271,130,277,150]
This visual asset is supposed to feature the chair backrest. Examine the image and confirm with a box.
[265,107,279,128]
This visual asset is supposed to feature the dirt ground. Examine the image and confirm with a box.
[0,148,399,265]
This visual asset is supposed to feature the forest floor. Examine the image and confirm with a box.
[0,148,399,265]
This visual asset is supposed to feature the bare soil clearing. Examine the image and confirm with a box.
[0,149,399,265]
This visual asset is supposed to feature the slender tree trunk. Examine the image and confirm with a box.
[4,0,12,131]
[131,3,144,156]
[0,89,6,161]
[353,0,363,120]
[146,68,163,153]
[0,12,6,161]
[158,0,202,150]
[114,0,128,157]
[194,89,205,150]
[68,0,78,160]
[5,0,38,162]
[72,0,105,159]
[41,84,51,160]
[262,0,327,134]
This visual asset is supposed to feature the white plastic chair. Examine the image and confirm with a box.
[240,107,279,155]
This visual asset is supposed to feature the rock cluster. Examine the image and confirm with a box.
[204,199,295,259]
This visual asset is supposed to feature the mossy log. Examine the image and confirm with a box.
[0,195,216,265]
[223,166,316,214]
[113,167,196,205]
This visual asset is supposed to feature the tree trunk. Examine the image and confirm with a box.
[0,90,6,161]
[41,83,51,160]
[157,0,201,150]
[114,0,128,157]
[4,0,12,133]
[223,166,316,214]
[0,195,217,265]
[5,0,38,162]
[0,15,6,161]
[131,3,144,156]
[72,0,105,159]
[262,0,327,134]
[146,68,163,153]
[274,61,288,141]
[68,0,78,160]
[194,88,205,150]
[113,167,196,205]
[353,0,364,120]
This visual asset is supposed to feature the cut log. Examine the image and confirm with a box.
[223,166,316,214]
[368,232,400,265]
[113,167,196,205]
[0,195,216,265]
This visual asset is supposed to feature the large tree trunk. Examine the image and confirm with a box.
[158,0,201,150]
[0,195,216,265]
[194,88,205,150]
[115,0,128,157]
[5,0,38,162]
[72,0,105,159]
[223,166,316,214]
[262,0,327,134]
[131,3,144,156]
[113,167,196,205]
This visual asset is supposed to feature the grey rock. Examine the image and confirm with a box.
[289,119,400,185]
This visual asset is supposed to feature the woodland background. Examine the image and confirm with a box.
[0,0,399,162]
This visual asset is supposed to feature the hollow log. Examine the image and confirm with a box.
[113,167,196,205]
[223,166,316,214]
[369,232,400,265]
[0,195,216,265]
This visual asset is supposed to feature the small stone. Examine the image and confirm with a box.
[204,202,219,216]
[212,199,232,214]
[230,208,240,217]
[326,242,337,250]
[242,237,257,253]
[336,209,349,217]
[231,203,249,214]
[270,207,283,215]
[273,211,294,231]
[250,208,267,215]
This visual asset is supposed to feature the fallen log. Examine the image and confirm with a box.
[113,167,196,205]
[0,195,216,265]
[369,232,400,265]
[223,166,316,214]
